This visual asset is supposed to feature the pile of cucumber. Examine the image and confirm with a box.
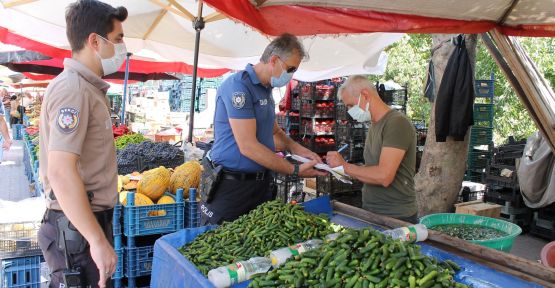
[179,201,336,275]
[250,228,468,288]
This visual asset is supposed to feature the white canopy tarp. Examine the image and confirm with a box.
[0,0,403,81]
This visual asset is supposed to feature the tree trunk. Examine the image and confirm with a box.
[415,34,477,216]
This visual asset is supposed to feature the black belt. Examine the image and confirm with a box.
[222,170,268,181]
[45,208,114,225]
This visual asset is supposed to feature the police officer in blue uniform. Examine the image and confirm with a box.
[201,34,326,225]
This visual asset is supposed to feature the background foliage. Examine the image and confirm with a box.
[372,34,554,145]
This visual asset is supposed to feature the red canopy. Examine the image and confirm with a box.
[0,27,230,78]
[204,0,555,37]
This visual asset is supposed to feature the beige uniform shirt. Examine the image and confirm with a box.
[39,59,117,212]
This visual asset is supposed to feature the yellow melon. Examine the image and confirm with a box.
[157,195,176,205]
[137,166,171,201]
[121,175,131,185]
[119,192,154,206]
[123,181,138,191]
[169,161,202,196]
[117,176,123,192]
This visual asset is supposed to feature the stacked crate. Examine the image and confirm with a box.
[0,222,47,288]
[113,188,199,287]
[531,203,555,240]
[166,77,222,113]
[484,139,531,229]
[465,75,495,182]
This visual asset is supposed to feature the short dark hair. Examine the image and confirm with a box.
[260,33,307,63]
[66,0,128,52]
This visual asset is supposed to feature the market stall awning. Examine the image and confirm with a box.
[204,0,555,37]
[0,1,403,81]
[0,27,229,78]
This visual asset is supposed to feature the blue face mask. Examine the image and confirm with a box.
[271,60,294,88]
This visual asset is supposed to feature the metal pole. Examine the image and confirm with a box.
[188,0,204,143]
[120,52,131,125]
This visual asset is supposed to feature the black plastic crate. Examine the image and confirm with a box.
[331,191,362,208]
[491,145,525,166]
[316,175,362,195]
[484,188,526,210]
[467,150,491,170]
[457,187,484,203]
[530,212,555,240]
[299,83,314,100]
[346,144,365,163]
[300,100,335,118]
[464,170,483,183]
[300,119,335,136]
[291,98,300,111]
[0,222,41,260]
[314,84,336,100]
[485,164,518,190]
[336,103,349,121]
[118,157,146,175]
[300,136,337,154]
[335,125,366,143]
[274,174,304,203]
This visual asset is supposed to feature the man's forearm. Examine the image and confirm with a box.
[0,119,10,140]
[344,163,391,187]
[240,141,294,174]
[49,166,106,245]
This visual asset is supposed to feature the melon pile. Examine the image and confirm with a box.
[118,160,202,207]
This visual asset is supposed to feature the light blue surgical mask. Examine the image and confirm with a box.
[271,60,294,88]
[347,93,371,122]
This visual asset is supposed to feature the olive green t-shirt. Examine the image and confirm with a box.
[361,110,417,218]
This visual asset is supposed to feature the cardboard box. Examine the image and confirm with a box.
[305,178,317,190]
[455,200,502,218]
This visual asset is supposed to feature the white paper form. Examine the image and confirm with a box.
[291,155,353,184]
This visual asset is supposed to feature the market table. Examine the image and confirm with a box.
[151,196,549,288]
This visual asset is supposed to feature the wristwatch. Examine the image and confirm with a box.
[291,163,299,180]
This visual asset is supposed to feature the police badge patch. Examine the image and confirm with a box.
[232,92,246,109]
[57,107,80,134]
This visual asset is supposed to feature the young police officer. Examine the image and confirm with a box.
[201,34,326,225]
[38,1,127,287]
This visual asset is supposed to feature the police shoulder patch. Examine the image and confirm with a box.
[231,92,246,109]
[57,107,80,134]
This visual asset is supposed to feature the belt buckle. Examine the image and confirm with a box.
[255,171,265,181]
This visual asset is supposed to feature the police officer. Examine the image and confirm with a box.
[201,34,326,225]
[38,1,127,287]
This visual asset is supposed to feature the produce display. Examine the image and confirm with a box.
[115,133,149,150]
[116,141,183,173]
[137,166,171,201]
[179,201,336,275]
[250,228,468,288]
[431,224,507,241]
[117,161,200,207]
[169,161,202,196]
[112,124,130,138]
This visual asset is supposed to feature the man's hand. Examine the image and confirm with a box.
[290,144,323,163]
[2,139,12,151]
[326,151,347,168]
[89,238,117,288]
[298,160,327,178]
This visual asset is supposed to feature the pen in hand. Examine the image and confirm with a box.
[337,144,349,153]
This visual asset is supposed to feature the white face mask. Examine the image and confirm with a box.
[96,34,127,76]
[347,93,371,122]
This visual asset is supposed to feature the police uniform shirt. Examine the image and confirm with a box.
[210,64,275,172]
[39,59,117,212]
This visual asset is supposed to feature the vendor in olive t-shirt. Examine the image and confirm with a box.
[327,75,418,223]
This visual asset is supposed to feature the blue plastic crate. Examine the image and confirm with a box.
[123,190,184,237]
[113,204,122,237]
[0,222,41,260]
[113,248,124,280]
[12,124,24,141]
[126,245,154,278]
[1,255,44,288]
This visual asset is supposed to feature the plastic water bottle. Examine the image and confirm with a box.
[324,232,341,242]
[269,239,324,268]
[207,257,272,288]
[382,224,428,242]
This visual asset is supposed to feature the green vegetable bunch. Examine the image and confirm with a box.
[115,133,149,150]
